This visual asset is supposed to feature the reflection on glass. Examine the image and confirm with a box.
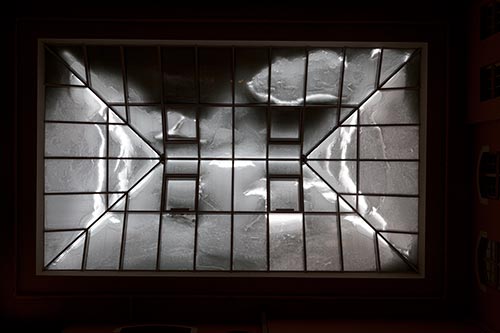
[199,161,232,211]
[270,179,299,211]
[235,107,267,158]
[233,214,267,270]
[268,48,306,105]
[88,46,125,103]
[306,48,343,104]
[233,161,266,212]
[305,215,341,271]
[123,213,159,270]
[342,48,380,104]
[129,105,163,151]
[166,179,196,211]
[160,214,195,270]
[199,107,232,157]
[269,213,304,271]
[167,106,197,139]
[196,214,231,270]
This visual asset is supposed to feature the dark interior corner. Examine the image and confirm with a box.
[4,1,500,332]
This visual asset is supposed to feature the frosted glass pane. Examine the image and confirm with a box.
[381,232,418,266]
[129,106,163,151]
[45,159,106,193]
[126,47,161,103]
[342,48,380,104]
[341,214,376,271]
[303,107,338,154]
[45,230,83,265]
[45,87,107,122]
[309,126,357,159]
[45,49,83,85]
[109,125,158,158]
[235,48,269,103]
[305,215,341,271]
[303,166,338,212]
[128,165,162,211]
[270,108,300,139]
[166,160,198,174]
[269,213,304,271]
[235,107,267,158]
[308,160,357,194]
[160,214,195,270]
[88,46,125,103]
[109,108,126,124]
[358,195,418,232]
[199,48,232,103]
[378,235,411,272]
[163,47,197,103]
[109,193,126,211]
[360,90,419,124]
[270,179,299,211]
[360,126,419,159]
[51,45,86,80]
[86,212,124,269]
[270,48,306,105]
[269,144,301,159]
[339,107,355,124]
[196,214,231,270]
[47,233,85,270]
[340,195,356,212]
[109,159,157,192]
[166,143,198,158]
[167,106,197,139]
[379,49,413,84]
[234,161,266,211]
[45,123,106,157]
[166,179,196,211]
[360,161,418,195]
[199,161,232,211]
[200,107,232,157]
[268,161,301,175]
[233,214,267,270]
[123,213,159,270]
[306,49,342,104]
[384,53,420,88]
[45,194,106,230]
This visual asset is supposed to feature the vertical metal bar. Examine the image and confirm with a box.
[119,194,129,270]
[193,46,201,270]
[336,197,344,271]
[374,233,381,272]
[266,47,272,271]
[81,230,90,270]
[300,48,309,271]
[120,46,130,123]
[337,48,346,124]
[230,46,236,271]
[83,45,91,87]
[376,49,384,89]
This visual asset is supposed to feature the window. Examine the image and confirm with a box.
[40,41,425,275]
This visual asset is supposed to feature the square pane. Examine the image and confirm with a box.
[270,179,300,211]
[166,179,196,211]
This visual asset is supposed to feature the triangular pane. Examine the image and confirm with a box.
[45,49,84,86]
[379,49,414,84]
[128,164,163,211]
[109,107,126,124]
[108,158,158,191]
[380,232,418,266]
[308,160,357,194]
[129,105,164,152]
[109,125,159,158]
[303,165,338,212]
[50,45,87,82]
[383,52,420,88]
[308,125,357,159]
[303,107,338,154]
[47,233,86,270]
[86,212,124,270]
[44,230,84,266]
[378,235,412,272]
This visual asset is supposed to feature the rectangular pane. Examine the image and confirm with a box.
[45,87,107,122]
[160,214,195,270]
[360,126,419,159]
[196,214,231,270]
[341,214,376,271]
[165,160,198,174]
[308,127,357,159]
[359,161,418,195]
[127,165,162,211]
[45,159,106,193]
[166,179,196,211]
[199,48,232,103]
[234,107,267,158]
[235,48,269,103]
[303,166,338,212]
[233,214,267,271]
[270,179,299,211]
[166,143,198,158]
[271,48,306,105]
[87,46,125,103]
[108,159,157,192]
[358,195,418,232]
[234,161,266,212]
[268,161,301,175]
[303,107,338,154]
[45,194,106,230]
[269,213,304,271]
[129,106,163,152]
[167,106,197,139]
[360,90,419,124]
[305,215,341,271]
[268,144,301,159]
[342,48,380,104]
[200,107,232,157]
[123,213,159,270]
[163,47,197,103]
[199,161,232,211]
[307,160,357,194]
[109,125,158,158]
[125,47,161,103]
[306,48,342,104]
[45,123,106,157]
[86,213,124,270]
[270,108,300,140]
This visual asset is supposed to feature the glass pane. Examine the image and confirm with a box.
[305,215,341,271]
[160,214,195,270]
[47,233,85,270]
[340,195,356,212]
[199,160,232,211]
[86,212,124,270]
[339,107,355,124]
[359,161,418,195]
[199,48,232,103]
[303,166,338,212]
[383,53,420,88]
[358,195,418,232]
[234,161,266,212]
[108,159,157,192]
[308,126,357,160]
[163,47,197,103]
[45,194,106,230]
[307,160,357,194]
[51,45,86,80]
[109,125,159,158]
[233,214,267,271]
[128,165,162,211]
[45,159,106,193]
[270,48,306,105]
[306,48,342,104]
[269,144,301,159]
[269,213,304,271]
[45,87,107,122]
[381,232,418,266]
[270,179,299,211]
[126,47,161,103]
[340,214,376,271]
[109,193,126,211]
[303,107,338,154]
[360,126,419,159]
[235,48,269,103]
[45,49,83,85]
[45,230,83,266]
[379,49,414,84]
[196,214,231,270]
[87,46,125,103]
[342,48,380,104]
[268,161,301,175]
[359,90,419,124]
[123,213,159,270]
[199,107,232,157]
[45,123,106,157]
[167,106,197,139]
[165,160,198,174]
[270,108,300,140]
[234,107,267,158]
[166,143,198,158]
[129,106,163,152]
[378,235,411,272]
[109,107,126,124]
[166,179,196,211]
